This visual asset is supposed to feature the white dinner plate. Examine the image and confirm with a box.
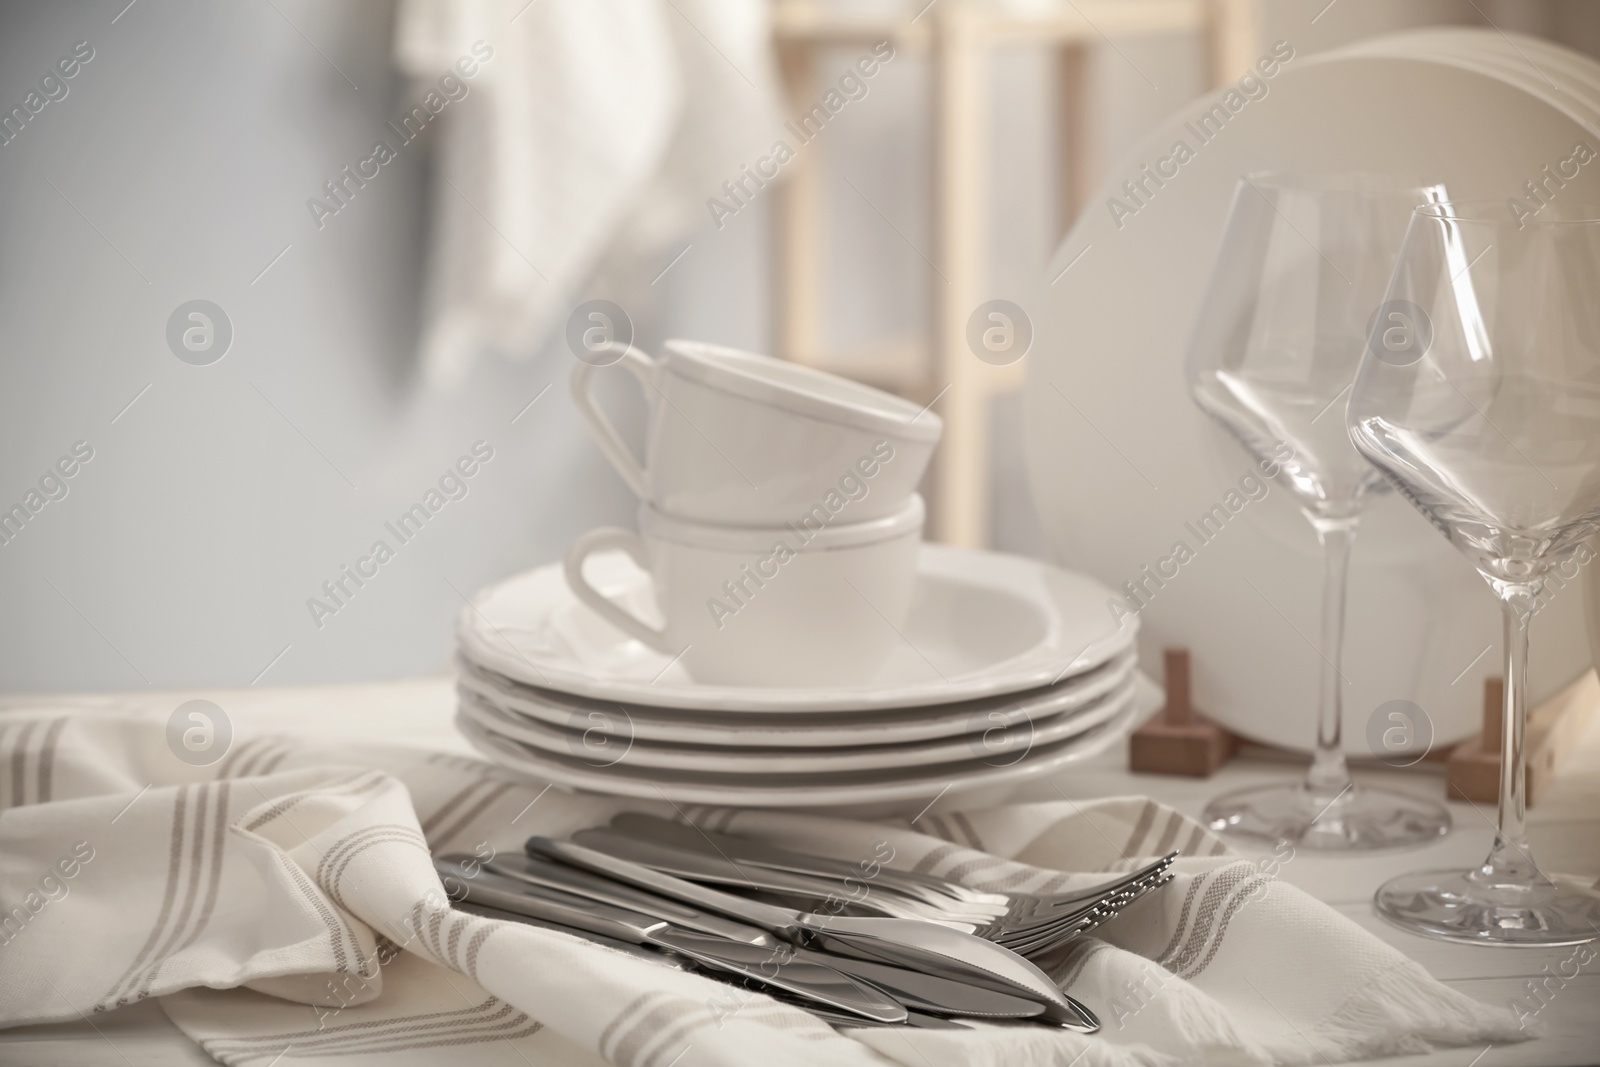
[1025,34,1594,753]
[454,672,1160,808]
[457,543,1137,713]
[455,648,1138,748]
[458,679,1136,773]
[1346,32,1600,131]
[1374,28,1600,107]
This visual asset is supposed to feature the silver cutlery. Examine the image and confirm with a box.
[523,835,1100,1032]
[455,899,689,968]
[473,852,1049,1021]
[610,813,1005,909]
[582,819,1175,957]
[572,829,991,927]
[437,858,906,1024]
[451,842,772,945]
[797,952,1045,1020]
[457,898,975,1030]
[610,813,1177,919]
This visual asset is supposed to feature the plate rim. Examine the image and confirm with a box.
[457,543,1138,713]
[454,673,1159,806]
[453,648,1140,746]
[456,680,1138,773]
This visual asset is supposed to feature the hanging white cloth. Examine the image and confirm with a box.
[393,0,783,387]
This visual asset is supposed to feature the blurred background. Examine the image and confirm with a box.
[4,0,1600,693]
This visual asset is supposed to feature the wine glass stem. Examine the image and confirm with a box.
[1485,595,1535,880]
[1306,516,1358,797]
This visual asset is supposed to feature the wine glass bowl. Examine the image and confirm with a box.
[1188,172,1445,518]
[1350,200,1600,943]
[1353,375,1600,587]
[1186,172,1454,850]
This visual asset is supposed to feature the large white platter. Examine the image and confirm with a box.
[457,678,1136,774]
[1346,30,1600,129]
[1024,33,1595,753]
[457,544,1137,713]
[455,648,1138,747]
[455,673,1160,808]
[1363,29,1600,108]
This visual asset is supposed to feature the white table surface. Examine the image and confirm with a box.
[2,677,1598,1067]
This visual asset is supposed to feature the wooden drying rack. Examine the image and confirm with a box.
[770,0,1261,546]
[1131,647,1600,807]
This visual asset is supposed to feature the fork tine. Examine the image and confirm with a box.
[996,871,1176,957]
[1022,854,1177,911]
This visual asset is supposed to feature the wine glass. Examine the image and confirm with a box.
[1349,200,1600,943]
[1185,172,1452,849]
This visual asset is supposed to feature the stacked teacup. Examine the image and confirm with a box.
[566,340,942,687]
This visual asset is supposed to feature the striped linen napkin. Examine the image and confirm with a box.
[0,710,1525,1066]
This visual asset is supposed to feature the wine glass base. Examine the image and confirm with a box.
[1375,868,1600,946]
[1204,782,1451,850]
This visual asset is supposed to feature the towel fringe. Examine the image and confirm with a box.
[1306,958,1533,1061]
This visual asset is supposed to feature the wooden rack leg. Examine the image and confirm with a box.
[1129,647,1238,777]
[1447,671,1599,806]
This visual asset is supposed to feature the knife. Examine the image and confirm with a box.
[608,814,1173,923]
[462,896,974,1032]
[456,859,1043,1021]
[584,824,1175,960]
[440,851,775,946]
[608,813,1007,908]
[797,953,1044,1019]
[524,835,1099,1032]
[436,859,906,1024]
[568,828,982,928]
[454,900,688,968]
[588,821,1172,948]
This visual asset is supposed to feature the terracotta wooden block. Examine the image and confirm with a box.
[1130,648,1239,777]
[1447,671,1599,806]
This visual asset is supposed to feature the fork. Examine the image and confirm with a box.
[609,813,1178,920]
[574,823,1175,958]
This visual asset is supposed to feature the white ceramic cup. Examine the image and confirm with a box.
[571,339,941,526]
[564,496,925,687]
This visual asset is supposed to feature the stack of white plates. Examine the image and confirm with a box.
[454,544,1157,810]
[1027,28,1598,755]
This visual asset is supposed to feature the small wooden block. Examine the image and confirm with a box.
[1130,648,1240,777]
[1447,670,1600,806]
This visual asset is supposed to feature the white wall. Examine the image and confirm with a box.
[3,0,1595,692]
[0,1,642,692]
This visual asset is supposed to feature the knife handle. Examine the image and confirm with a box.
[455,896,904,1025]
[454,900,684,968]
[478,851,775,946]
[525,835,802,933]
[575,829,887,903]
[438,861,662,943]
[609,814,1001,908]
[572,828,980,929]
[647,927,905,1025]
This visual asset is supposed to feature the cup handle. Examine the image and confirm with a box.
[570,344,657,500]
[564,527,673,653]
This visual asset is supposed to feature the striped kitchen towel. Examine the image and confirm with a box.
[0,711,1525,1066]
